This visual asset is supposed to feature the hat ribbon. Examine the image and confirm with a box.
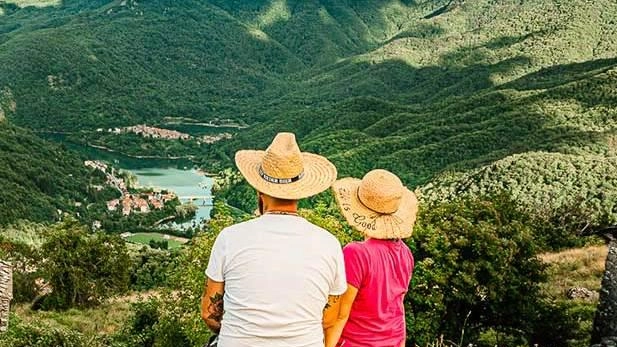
[259,166,305,184]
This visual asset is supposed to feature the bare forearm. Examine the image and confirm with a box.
[205,319,221,334]
[324,317,347,347]
[201,280,225,334]
[200,294,223,333]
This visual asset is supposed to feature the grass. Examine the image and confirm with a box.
[13,301,131,336]
[124,232,186,249]
[540,244,607,300]
[535,244,607,347]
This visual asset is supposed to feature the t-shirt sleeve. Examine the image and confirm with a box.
[343,243,365,289]
[205,230,227,282]
[330,243,348,296]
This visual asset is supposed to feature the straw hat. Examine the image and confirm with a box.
[332,169,419,239]
[235,132,337,200]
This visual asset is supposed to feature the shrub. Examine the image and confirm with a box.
[406,195,579,347]
[0,315,87,347]
[39,220,130,310]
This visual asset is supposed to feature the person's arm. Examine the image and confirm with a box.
[323,294,342,345]
[202,228,227,333]
[324,284,359,347]
[200,277,225,333]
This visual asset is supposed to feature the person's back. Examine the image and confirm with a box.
[328,169,419,347]
[340,239,414,346]
[200,132,345,347]
[206,214,346,347]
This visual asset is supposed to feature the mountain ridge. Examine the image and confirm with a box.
[0,0,616,221]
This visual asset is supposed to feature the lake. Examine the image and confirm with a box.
[43,133,214,229]
[131,167,213,229]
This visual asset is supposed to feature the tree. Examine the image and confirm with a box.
[406,195,570,347]
[39,220,130,309]
[148,239,169,250]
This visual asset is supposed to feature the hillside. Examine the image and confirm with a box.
[0,0,616,221]
[0,0,424,129]
[0,122,95,224]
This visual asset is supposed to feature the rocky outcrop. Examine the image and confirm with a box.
[567,287,600,301]
[591,232,617,346]
[590,336,617,347]
[0,261,12,332]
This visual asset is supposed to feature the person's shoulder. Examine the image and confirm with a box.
[302,219,342,247]
[218,217,262,236]
[343,240,368,255]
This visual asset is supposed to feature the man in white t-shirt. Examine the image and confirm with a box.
[201,132,346,347]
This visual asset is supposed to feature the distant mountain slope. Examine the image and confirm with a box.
[1,0,616,221]
[420,152,617,225]
[0,0,423,130]
[0,122,93,224]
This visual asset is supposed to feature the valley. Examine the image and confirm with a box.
[0,0,615,346]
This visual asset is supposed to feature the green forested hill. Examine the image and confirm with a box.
[0,122,94,224]
[0,0,424,129]
[1,0,616,221]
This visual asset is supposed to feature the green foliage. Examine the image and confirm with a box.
[422,152,617,227]
[0,315,88,347]
[129,247,178,290]
[148,239,168,250]
[406,195,576,347]
[113,300,161,347]
[1,0,616,228]
[39,220,130,310]
[0,221,46,302]
[211,169,257,214]
[0,124,96,225]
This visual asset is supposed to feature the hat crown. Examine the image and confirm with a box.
[261,133,304,179]
[358,169,404,214]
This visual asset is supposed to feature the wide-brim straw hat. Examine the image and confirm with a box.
[332,169,419,239]
[235,132,337,200]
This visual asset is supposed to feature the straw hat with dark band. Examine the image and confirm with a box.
[235,132,337,200]
[332,169,419,239]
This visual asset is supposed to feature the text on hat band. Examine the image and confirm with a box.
[259,166,305,184]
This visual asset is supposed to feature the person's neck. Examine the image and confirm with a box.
[263,206,298,215]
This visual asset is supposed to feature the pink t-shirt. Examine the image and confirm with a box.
[339,239,414,347]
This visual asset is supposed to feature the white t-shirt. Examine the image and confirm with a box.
[206,214,347,347]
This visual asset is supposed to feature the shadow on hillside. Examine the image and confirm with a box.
[207,0,427,65]
[4,0,615,187]
[383,22,445,44]
[439,31,545,65]
[232,38,617,185]
[502,57,617,91]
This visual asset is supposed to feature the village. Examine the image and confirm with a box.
[97,124,192,140]
[85,160,176,216]
[96,124,234,144]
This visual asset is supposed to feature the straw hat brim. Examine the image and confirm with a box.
[235,150,337,200]
[332,178,419,239]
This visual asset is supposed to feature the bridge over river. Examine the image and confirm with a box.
[179,195,213,206]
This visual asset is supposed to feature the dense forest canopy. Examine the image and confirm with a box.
[0,1,615,346]
[0,0,615,224]
[0,123,94,224]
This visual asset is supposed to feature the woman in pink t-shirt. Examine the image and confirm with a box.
[327,169,419,347]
